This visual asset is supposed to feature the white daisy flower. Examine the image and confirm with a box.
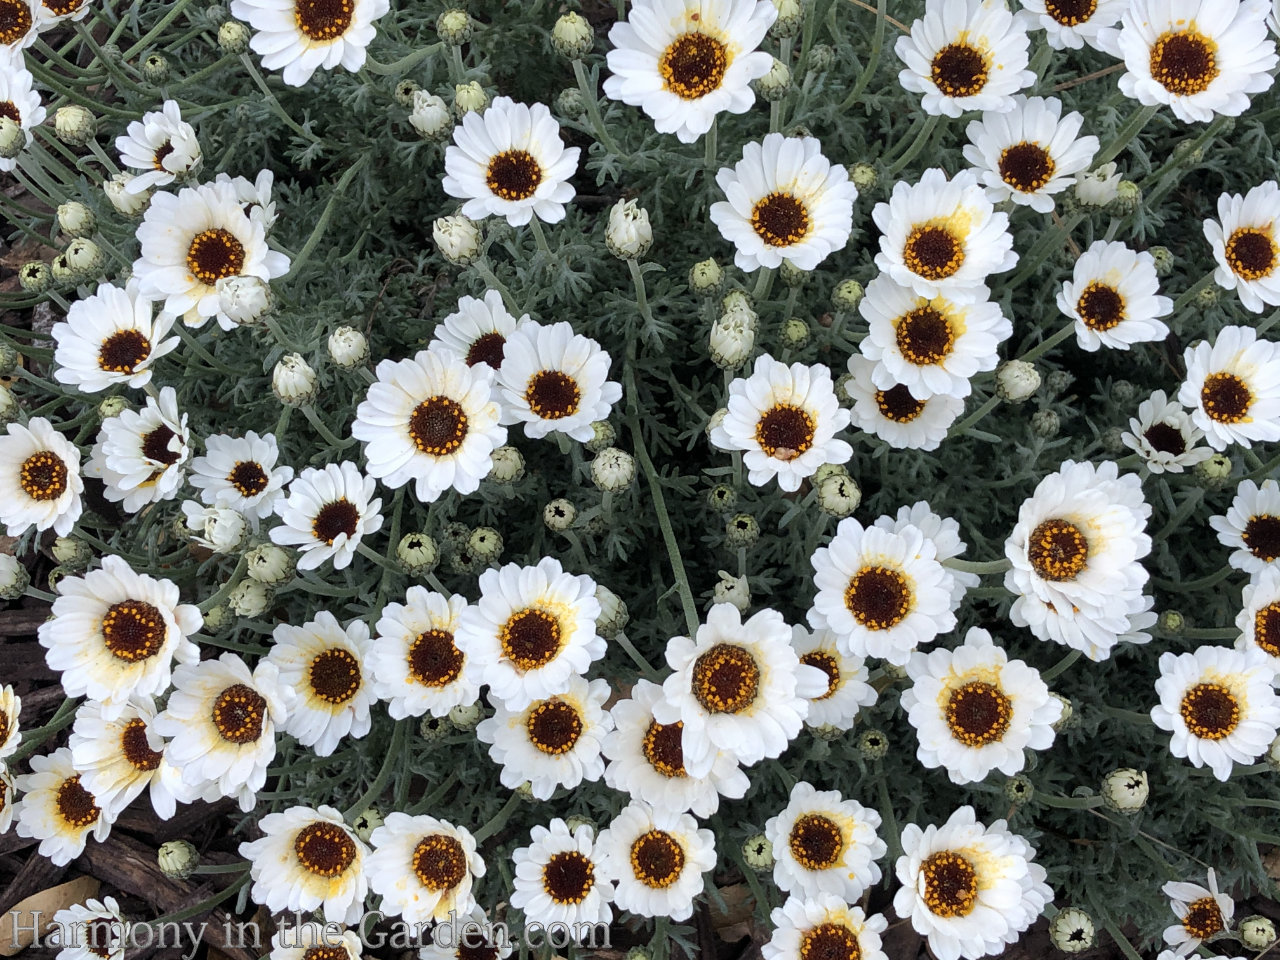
[764,781,886,902]
[0,0,37,50]
[476,675,613,799]
[0,53,44,171]
[895,0,1035,118]
[654,603,827,777]
[962,96,1098,213]
[1004,459,1153,661]
[496,321,622,443]
[1096,0,1277,125]
[417,907,512,960]
[709,133,856,272]
[269,924,363,960]
[872,169,1016,305]
[858,276,1012,400]
[709,354,852,492]
[86,386,190,512]
[603,0,776,144]
[214,169,278,232]
[239,804,370,925]
[0,765,14,834]
[456,556,605,710]
[38,555,201,719]
[1120,390,1214,474]
[442,97,580,226]
[902,627,1062,785]
[352,348,506,503]
[51,282,179,394]
[180,501,247,554]
[1178,325,1280,450]
[49,897,127,960]
[228,0,391,87]
[133,179,289,329]
[269,612,375,757]
[153,652,292,812]
[1016,0,1129,51]
[1211,478,1280,577]
[808,516,958,667]
[0,417,84,537]
[512,818,614,928]
[430,289,531,371]
[595,800,716,922]
[371,586,477,719]
[366,812,484,924]
[270,461,384,571]
[188,431,293,525]
[844,355,964,451]
[791,626,877,730]
[1162,869,1235,957]
[764,895,889,960]
[14,747,113,866]
[68,697,183,820]
[1151,645,1280,781]
[872,501,979,606]
[0,684,19,760]
[1056,241,1173,352]
[1238,565,1280,660]
[602,678,749,818]
[1204,180,1280,313]
[893,806,1052,960]
[115,100,201,194]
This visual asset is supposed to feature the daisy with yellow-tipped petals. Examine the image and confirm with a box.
[595,800,715,922]
[0,417,83,537]
[14,747,113,866]
[1205,180,1280,313]
[68,697,184,820]
[371,586,477,720]
[764,781,886,902]
[366,813,484,925]
[511,818,614,929]
[764,895,889,960]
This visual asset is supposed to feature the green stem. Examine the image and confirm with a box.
[472,257,518,314]
[199,556,248,613]
[238,54,324,144]
[144,874,249,928]
[1040,649,1081,683]
[703,117,717,167]
[886,114,939,178]
[752,266,774,300]
[529,217,553,258]
[948,395,1000,437]
[1019,323,1074,364]
[343,721,405,818]
[627,258,655,327]
[1169,271,1216,313]
[1102,921,1145,960]
[612,630,661,682]
[472,792,522,843]
[1095,104,1160,166]
[875,773,901,866]
[301,403,355,450]
[840,0,885,110]
[1038,792,1103,810]
[289,156,368,278]
[943,557,1009,575]
[8,697,79,763]
[363,43,444,75]
[1005,213,1084,288]
[572,59,623,155]
[1181,627,1237,640]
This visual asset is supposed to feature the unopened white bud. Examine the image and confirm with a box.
[436,9,473,44]
[488,445,524,483]
[712,571,750,612]
[350,808,383,844]
[832,279,864,311]
[54,105,96,146]
[216,275,273,326]
[0,553,28,600]
[245,542,295,584]
[591,447,635,492]
[18,261,51,293]
[817,473,860,518]
[272,353,317,406]
[104,172,151,216]
[544,499,576,532]
[0,118,24,160]
[1075,162,1121,206]
[1101,767,1148,813]
[63,238,104,280]
[158,840,200,879]
[1049,907,1095,954]
[586,421,615,454]
[182,501,247,553]
[755,58,791,101]
[57,202,96,239]
[453,81,489,117]
[227,579,272,618]
[605,199,653,260]
[995,359,1040,402]
[327,326,369,368]
[51,536,92,566]
[689,258,723,295]
[218,19,250,53]
[409,91,453,141]
[468,526,503,563]
[449,701,483,730]
[710,311,756,370]
[1241,916,1277,951]
[434,214,481,265]
[596,584,629,638]
[394,79,420,107]
[769,0,803,38]
[552,11,594,58]
[397,532,439,575]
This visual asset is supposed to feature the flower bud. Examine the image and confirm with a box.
[397,532,439,576]
[271,353,317,406]
[203,603,231,633]
[817,473,860,519]
[98,395,130,419]
[1110,379,1137,404]
[0,385,15,426]
[1049,692,1074,731]
[769,0,803,37]
[807,42,834,72]
[142,53,169,83]
[778,261,810,289]
[488,445,525,483]
[449,701,484,731]
[437,8,473,44]
[0,117,24,160]
[996,359,1040,402]
[50,536,92,567]
[409,91,453,142]
[689,258,723,296]
[1075,162,1120,206]
[591,447,635,492]
[327,326,369,368]
[51,253,77,286]
[394,78,420,106]
[515,780,538,802]
[1110,179,1141,215]
[453,81,489,117]
[544,499,576,532]
[809,722,844,741]
[780,316,810,348]
[1101,767,1148,813]
[743,833,773,871]
[596,584,629,639]
[1049,907,1095,954]
[706,407,727,439]
[811,463,847,486]
[468,526,503,563]
[64,238,104,281]
[227,579,272,618]
[710,310,756,370]
[1030,408,1059,439]
[585,421,616,454]
[443,522,470,552]
[1193,452,1232,488]
[706,483,737,514]
[419,715,450,741]
[754,57,791,101]
[54,105,96,146]
[350,808,383,844]
[0,553,28,601]
[1101,426,1126,455]
[725,513,759,548]
[205,4,228,26]
[182,503,248,554]
[1195,284,1219,309]
[1158,609,1184,636]
[18,261,52,293]
[218,19,250,53]
[217,275,273,326]
[158,840,200,880]
[1267,734,1280,773]
[552,11,594,58]
[433,214,481,265]
[605,199,653,260]
[713,571,750,612]
[1149,245,1174,277]
[1241,916,1277,951]
[832,278,864,311]
[245,542,295,585]
[555,86,585,118]
[857,728,888,759]
[104,172,151,216]
[56,202,97,239]
[625,947,652,960]
[1004,775,1034,804]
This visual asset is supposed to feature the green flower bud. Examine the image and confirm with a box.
[1110,179,1141,214]
[350,807,383,844]
[1049,907,1095,954]
[591,447,635,492]
[142,53,169,83]
[565,814,596,834]
[742,833,773,870]
[583,421,615,454]
[807,43,834,72]
[515,780,538,802]
[434,214,482,266]
[544,499,576,532]
[850,163,877,192]
[56,202,97,239]
[0,342,17,377]
[47,564,76,592]
[1195,284,1219,308]
[1158,609,1184,636]
[436,8,473,44]
[832,279,864,311]
[158,840,200,880]
[809,722,845,741]
[467,526,503,563]
[0,117,24,161]
[202,603,231,633]
[769,0,803,38]
[1004,775,1034,804]
[811,463,848,486]
[488,445,525,483]
[1030,409,1060,439]
[781,317,810,348]
[555,86,586,119]
[50,536,92,567]
[63,238,104,281]
[689,258,723,295]
[551,11,594,58]
[857,728,888,759]
[778,260,810,288]
[725,513,759,548]
[54,105,96,146]
[1101,426,1126,455]
[1149,245,1174,277]
[419,715,450,741]
[706,483,737,514]
[0,554,29,601]
[397,532,439,576]
[218,19,250,53]
[754,58,791,101]
[1194,452,1232,488]
[1111,379,1137,404]
[18,261,51,293]
[596,584,629,639]
[1045,369,1073,396]
[204,4,228,25]
[453,81,489,117]
[449,701,484,731]
[98,395,130,419]
[394,78,420,107]
[0,385,15,426]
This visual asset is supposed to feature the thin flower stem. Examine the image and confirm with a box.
[7,697,78,764]
[1005,212,1083,288]
[840,0,889,109]
[173,325,241,376]
[343,720,406,818]
[199,556,248,613]
[1181,627,1238,640]
[875,773,901,866]
[145,874,249,928]
[472,792,522,843]
[703,117,718,167]
[1018,323,1075,364]
[238,54,324,144]
[123,0,197,59]
[612,630,661,681]
[572,59,623,155]
[22,57,135,117]
[528,217,553,258]
[948,395,1000,437]
[472,257,518,314]
[449,45,467,84]
[289,155,369,278]
[1102,921,1145,960]
[1169,271,1216,313]
[627,258,655,327]
[1037,792,1103,810]
[943,557,1010,575]
[885,113,939,178]
[301,403,355,450]
[1095,103,1161,166]
[751,266,774,300]
[1040,649,1081,683]
[363,43,444,75]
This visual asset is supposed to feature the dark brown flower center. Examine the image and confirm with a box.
[874,384,926,422]
[1028,518,1088,581]
[921,851,978,918]
[642,719,686,777]
[1179,682,1240,740]
[0,710,8,748]
[1043,0,1097,25]
[1149,30,1219,96]
[1143,422,1186,456]
[153,141,175,171]
[412,833,467,890]
[42,0,86,16]
[659,32,728,100]
[755,403,815,460]
[19,451,69,501]
[1076,282,1125,331]
[1254,602,1280,657]
[0,100,18,123]
[228,460,270,497]
[800,650,840,700]
[465,332,507,368]
[485,150,542,202]
[407,629,464,686]
[56,775,100,828]
[896,305,954,365]
[309,648,361,705]
[211,683,267,744]
[142,424,182,466]
[294,822,358,878]
[525,370,581,420]
[526,698,583,755]
[751,192,810,248]
[312,498,360,545]
[293,0,354,41]
[903,225,965,281]
[1244,515,1280,562]
[120,717,163,771]
[84,918,118,959]
[101,600,166,661]
[1226,227,1277,281]
[692,643,760,714]
[1201,372,1252,424]
[98,330,152,374]
[931,42,988,98]
[499,608,563,670]
[946,681,1013,746]
[999,142,1056,193]
[844,566,911,629]
[799,923,861,960]
[788,814,844,870]
[630,829,685,888]
[302,948,347,960]
[0,0,33,45]
[186,228,245,286]
[542,850,595,904]
[1182,896,1225,940]
[408,396,469,456]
